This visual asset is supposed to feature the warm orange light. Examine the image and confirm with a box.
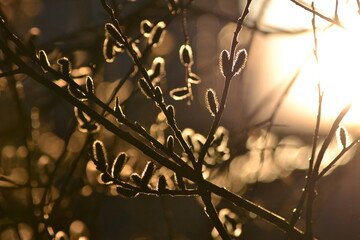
[294,11,360,125]
[248,1,360,132]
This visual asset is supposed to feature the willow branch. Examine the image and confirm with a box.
[197,0,252,171]
[100,0,197,167]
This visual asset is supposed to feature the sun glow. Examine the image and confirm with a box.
[308,15,360,123]
[302,13,360,124]
[246,1,360,131]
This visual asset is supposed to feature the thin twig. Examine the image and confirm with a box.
[110,0,120,21]
[334,0,339,23]
[197,0,252,172]
[181,8,190,45]
[247,55,310,122]
[304,103,351,239]
[290,5,322,230]
[48,135,93,222]
[318,138,360,179]
[2,55,40,238]
[254,67,302,182]
[205,181,305,240]
[237,0,270,129]
[180,7,194,104]
[312,104,351,177]
[0,68,21,77]
[191,4,312,35]
[0,175,23,187]
[201,190,231,240]
[109,173,200,196]
[289,0,343,28]
[289,85,322,227]
[312,1,319,64]
[39,118,77,219]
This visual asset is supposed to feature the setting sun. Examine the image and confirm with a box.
[298,7,360,125]
[246,0,360,131]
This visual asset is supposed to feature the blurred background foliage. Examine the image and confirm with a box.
[1,0,360,239]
